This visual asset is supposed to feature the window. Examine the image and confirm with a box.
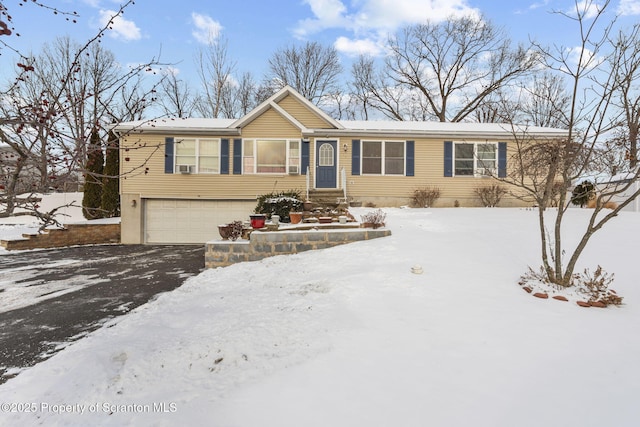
[453,142,498,177]
[318,143,334,167]
[242,139,301,174]
[289,140,300,173]
[362,140,405,175]
[175,138,220,173]
[243,140,254,173]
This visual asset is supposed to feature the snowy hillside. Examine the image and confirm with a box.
[0,207,638,427]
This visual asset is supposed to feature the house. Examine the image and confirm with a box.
[113,86,567,244]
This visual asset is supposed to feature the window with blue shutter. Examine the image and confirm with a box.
[301,139,310,175]
[220,139,230,174]
[498,142,507,178]
[164,137,174,173]
[352,139,361,175]
[233,139,242,174]
[444,141,453,177]
[406,140,415,177]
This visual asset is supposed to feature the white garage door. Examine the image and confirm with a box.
[144,199,254,244]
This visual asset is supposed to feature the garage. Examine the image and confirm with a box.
[144,199,255,244]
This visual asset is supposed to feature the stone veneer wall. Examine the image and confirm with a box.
[205,228,391,268]
[1,223,121,250]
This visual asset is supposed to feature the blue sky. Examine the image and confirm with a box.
[2,0,640,87]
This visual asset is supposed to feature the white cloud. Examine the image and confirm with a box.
[618,0,640,15]
[191,12,223,44]
[565,45,604,72]
[98,9,142,41]
[295,0,479,56]
[296,0,478,36]
[568,1,603,19]
[334,36,383,57]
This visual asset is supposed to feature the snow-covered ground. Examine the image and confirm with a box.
[0,206,639,427]
[0,192,86,250]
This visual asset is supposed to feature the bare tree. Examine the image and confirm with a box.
[1,1,165,220]
[266,41,343,105]
[506,0,640,288]
[194,37,236,118]
[380,15,537,122]
[610,24,640,169]
[518,72,571,128]
[159,69,197,118]
[349,55,416,120]
[235,71,259,116]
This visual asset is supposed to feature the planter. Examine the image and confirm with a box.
[318,216,333,224]
[250,214,266,229]
[289,212,303,224]
[218,224,232,240]
[303,200,314,211]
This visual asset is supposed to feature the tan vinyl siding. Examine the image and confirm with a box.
[276,95,335,129]
[241,107,301,138]
[120,132,307,199]
[339,138,529,207]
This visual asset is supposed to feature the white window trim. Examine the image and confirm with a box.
[174,138,221,174]
[453,141,499,177]
[242,138,301,175]
[361,140,406,176]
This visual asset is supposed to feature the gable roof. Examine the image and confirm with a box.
[112,86,568,140]
[230,85,343,131]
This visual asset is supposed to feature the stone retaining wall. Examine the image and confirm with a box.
[1,223,121,250]
[205,227,391,268]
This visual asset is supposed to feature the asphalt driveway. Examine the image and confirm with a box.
[0,244,204,384]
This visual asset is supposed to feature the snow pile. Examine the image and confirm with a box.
[0,208,639,427]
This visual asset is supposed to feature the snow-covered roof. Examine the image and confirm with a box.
[112,117,238,135]
[111,85,567,140]
[113,116,567,139]
[332,120,567,139]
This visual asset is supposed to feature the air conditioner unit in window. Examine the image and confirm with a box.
[178,165,194,174]
[288,165,299,175]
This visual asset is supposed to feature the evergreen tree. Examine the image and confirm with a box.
[82,127,104,219]
[101,130,120,217]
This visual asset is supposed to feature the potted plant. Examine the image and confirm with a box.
[289,211,302,224]
[254,190,302,222]
[303,200,313,211]
[250,214,266,229]
[218,221,244,240]
[218,224,233,240]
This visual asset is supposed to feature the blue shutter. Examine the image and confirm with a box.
[444,141,453,177]
[164,137,174,174]
[498,142,507,178]
[301,139,310,175]
[233,139,242,174]
[220,139,229,174]
[406,140,415,177]
[352,139,361,176]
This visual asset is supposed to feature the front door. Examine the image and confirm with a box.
[316,140,337,188]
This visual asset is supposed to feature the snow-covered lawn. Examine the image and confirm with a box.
[0,192,85,253]
[0,207,638,427]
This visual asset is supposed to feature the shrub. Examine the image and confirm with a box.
[360,209,386,228]
[474,184,507,207]
[254,190,302,222]
[411,186,441,208]
[576,266,622,306]
[229,220,244,241]
[571,180,595,207]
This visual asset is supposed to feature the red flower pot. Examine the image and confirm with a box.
[250,214,266,229]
